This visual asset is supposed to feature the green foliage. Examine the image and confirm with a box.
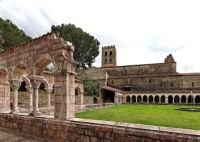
[76,104,200,130]
[51,24,100,68]
[82,80,95,96]
[0,17,31,50]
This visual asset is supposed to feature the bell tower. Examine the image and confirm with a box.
[101,45,117,67]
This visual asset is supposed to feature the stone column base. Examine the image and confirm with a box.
[28,111,42,117]
[10,110,20,114]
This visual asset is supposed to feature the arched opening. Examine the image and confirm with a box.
[149,95,153,103]
[143,95,147,103]
[126,96,131,103]
[137,96,142,103]
[154,95,159,103]
[93,97,97,104]
[188,95,192,104]
[174,95,179,104]
[161,95,165,103]
[132,96,136,103]
[75,87,81,105]
[168,96,173,104]
[195,96,200,104]
[34,54,54,76]
[101,89,115,103]
[181,96,186,104]
[12,64,29,112]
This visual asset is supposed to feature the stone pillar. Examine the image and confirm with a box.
[10,79,22,114]
[54,71,76,120]
[141,96,143,103]
[26,86,33,111]
[193,96,195,105]
[153,96,155,103]
[165,96,168,104]
[159,96,161,104]
[80,91,84,111]
[130,96,132,104]
[179,96,181,104]
[28,76,43,117]
[186,96,188,104]
[45,88,52,109]
[136,96,137,103]
[172,96,174,104]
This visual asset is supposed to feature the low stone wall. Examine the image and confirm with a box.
[0,113,200,142]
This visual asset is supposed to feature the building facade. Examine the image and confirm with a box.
[78,46,200,105]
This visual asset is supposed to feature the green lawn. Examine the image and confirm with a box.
[76,104,200,130]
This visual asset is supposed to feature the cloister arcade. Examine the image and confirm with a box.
[125,94,200,104]
[0,33,78,120]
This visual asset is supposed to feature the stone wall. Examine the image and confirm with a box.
[0,113,200,142]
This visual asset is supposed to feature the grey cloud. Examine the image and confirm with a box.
[145,35,185,53]
[183,65,194,72]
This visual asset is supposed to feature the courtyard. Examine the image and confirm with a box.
[76,104,200,130]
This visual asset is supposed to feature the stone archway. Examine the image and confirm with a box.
[0,33,77,120]
[188,95,192,104]
[137,96,142,103]
[168,95,173,104]
[149,95,153,103]
[132,96,136,103]
[161,95,165,103]
[154,95,159,103]
[143,95,147,103]
[174,95,179,104]
[181,95,186,104]
[126,96,131,103]
[195,95,200,104]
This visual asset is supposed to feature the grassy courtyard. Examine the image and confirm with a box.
[76,104,200,130]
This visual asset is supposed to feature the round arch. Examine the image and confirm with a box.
[168,95,173,104]
[143,95,147,103]
[181,95,186,104]
[126,96,131,103]
[154,95,159,103]
[161,95,165,103]
[188,95,192,104]
[34,53,55,75]
[137,96,142,103]
[132,96,136,103]
[174,95,179,104]
[195,95,200,104]
[149,95,153,103]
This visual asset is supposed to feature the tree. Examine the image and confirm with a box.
[0,17,31,50]
[51,24,100,68]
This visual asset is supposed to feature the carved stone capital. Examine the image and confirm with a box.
[10,79,22,91]
[45,88,53,94]
[28,75,43,89]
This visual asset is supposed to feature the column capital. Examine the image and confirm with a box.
[28,75,43,89]
[10,79,22,91]
[45,88,53,94]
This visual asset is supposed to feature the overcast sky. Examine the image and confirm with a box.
[0,0,200,73]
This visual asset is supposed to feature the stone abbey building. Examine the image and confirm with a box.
[79,46,200,105]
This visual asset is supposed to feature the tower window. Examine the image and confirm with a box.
[110,59,112,63]
[111,80,114,84]
[110,51,112,56]
[149,78,152,83]
[170,83,173,87]
[105,51,107,56]
[192,82,194,87]
[105,59,107,63]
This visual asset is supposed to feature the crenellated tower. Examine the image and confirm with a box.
[101,45,117,67]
